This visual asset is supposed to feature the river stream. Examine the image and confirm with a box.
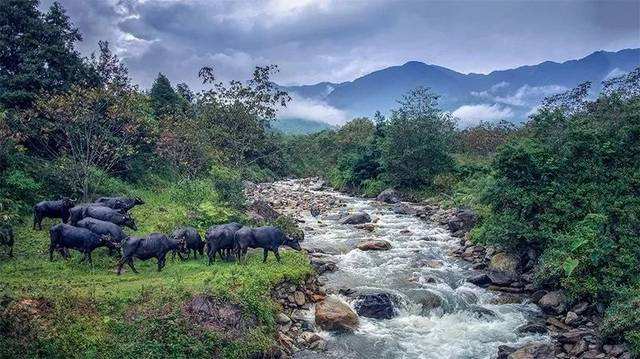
[269,180,548,359]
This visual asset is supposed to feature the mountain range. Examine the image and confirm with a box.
[275,48,639,133]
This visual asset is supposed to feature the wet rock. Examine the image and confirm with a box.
[558,329,589,344]
[507,342,555,359]
[487,271,514,286]
[570,340,588,356]
[339,212,371,225]
[354,223,376,232]
[419,291,443,314]
[497,345,517,358]
[353,293,398,319]
[488,293,523,305]
[447,208,477,233]
[489,252,519,275]
[376,188,401,204]
[468,274,491,287]
[467,305,498,320]
[538,290,567,314]
[417,259,443,268]
[571,301,589,315]
[314,296,359,332]
[392,202,418,215]
[357,240,391,251]
[516,323,548,334]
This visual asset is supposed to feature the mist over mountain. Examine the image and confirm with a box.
[279,48,639,130]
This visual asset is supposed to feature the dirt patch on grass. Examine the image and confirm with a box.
[182,295,257,340]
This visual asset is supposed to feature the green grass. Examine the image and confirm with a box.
[0,183,313,358]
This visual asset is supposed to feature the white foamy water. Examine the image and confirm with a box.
[273,181,548,359]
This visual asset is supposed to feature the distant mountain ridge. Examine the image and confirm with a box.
[278,48,639,131]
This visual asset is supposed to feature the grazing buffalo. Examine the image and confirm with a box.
[49,224,119,264]
[117,233,187,274]
[170,227,203,260]
[70,205,137,230]
[33,197,75,230]
[0,224,14,258]
[77,218,129,255]
[205,222,242,264]
[234,226,302,263]
[95,196,144,213]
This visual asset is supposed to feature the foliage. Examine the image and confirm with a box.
[0,0,92,109]
[381,87,456,188]
[469,71,640,352]
[209,165,246,209]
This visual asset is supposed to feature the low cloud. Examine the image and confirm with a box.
[473,84,567,107]
[452,103,514,128]
[278,95,350,126]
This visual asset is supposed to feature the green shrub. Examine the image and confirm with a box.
[361,178,386,198]
[210,165,245,209]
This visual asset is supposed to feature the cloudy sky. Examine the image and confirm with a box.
[41,0,639,90]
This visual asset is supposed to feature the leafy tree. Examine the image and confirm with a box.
[150,73,181,118]
[0,0,90,109]
[382,87,455,188]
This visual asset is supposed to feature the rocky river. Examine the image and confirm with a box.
[248,179,552,359]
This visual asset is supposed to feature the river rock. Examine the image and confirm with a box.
[516,323,548,334]
[447,208,477,233]
[277,313,291,324]
[419,291,443,314]
[489,252,519,275]
[340,212,371,225]
[467,305,498,320]
[468,274,491,287]
[538,290,567,314]
[315,296,359,332]
[357,240,391,251]
[392,202,418,215]
[487,271,514,286]
[353,293,398,319]
[354,223,376,231]
[564,311,579,325]
[376,188,401,203]
[507,342,555,359]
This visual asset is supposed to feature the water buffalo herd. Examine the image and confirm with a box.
[5,195,303,274]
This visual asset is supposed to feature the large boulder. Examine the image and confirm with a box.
[507,342,555,359]
[339,212,371,225]
[357,240,391,251]
[447,208,477,233]
[419,291,443,315]
[489,252,519,275]
[353,293,398,319]
[376,188,401,204]
[538,290,567,314]
[314,296,359,332]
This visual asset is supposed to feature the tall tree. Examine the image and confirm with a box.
[150,73,180,117]
[382,87,455,188]
[0,0,89,109]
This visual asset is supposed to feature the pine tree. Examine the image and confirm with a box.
[150,73,180,117]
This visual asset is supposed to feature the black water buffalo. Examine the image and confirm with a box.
[77,217,129,255]
[0,224,14,258]
[170,227,203,260]
[95,196,144,212]
[205,222,242,264]
[117,233,187,274]
[70,205,136,230]
[49,224,119,263]
[33,197,75,230]
[234,226,302,263]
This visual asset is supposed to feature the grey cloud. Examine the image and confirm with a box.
[42,0,639,90]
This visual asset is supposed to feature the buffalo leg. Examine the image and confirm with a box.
[87,252,92,265]
[273,249,281,263]
[8,245,13,258]
[116,258,125,275]
[128,259,138,273]
[49,244,55,261]
[262,248,269,263]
